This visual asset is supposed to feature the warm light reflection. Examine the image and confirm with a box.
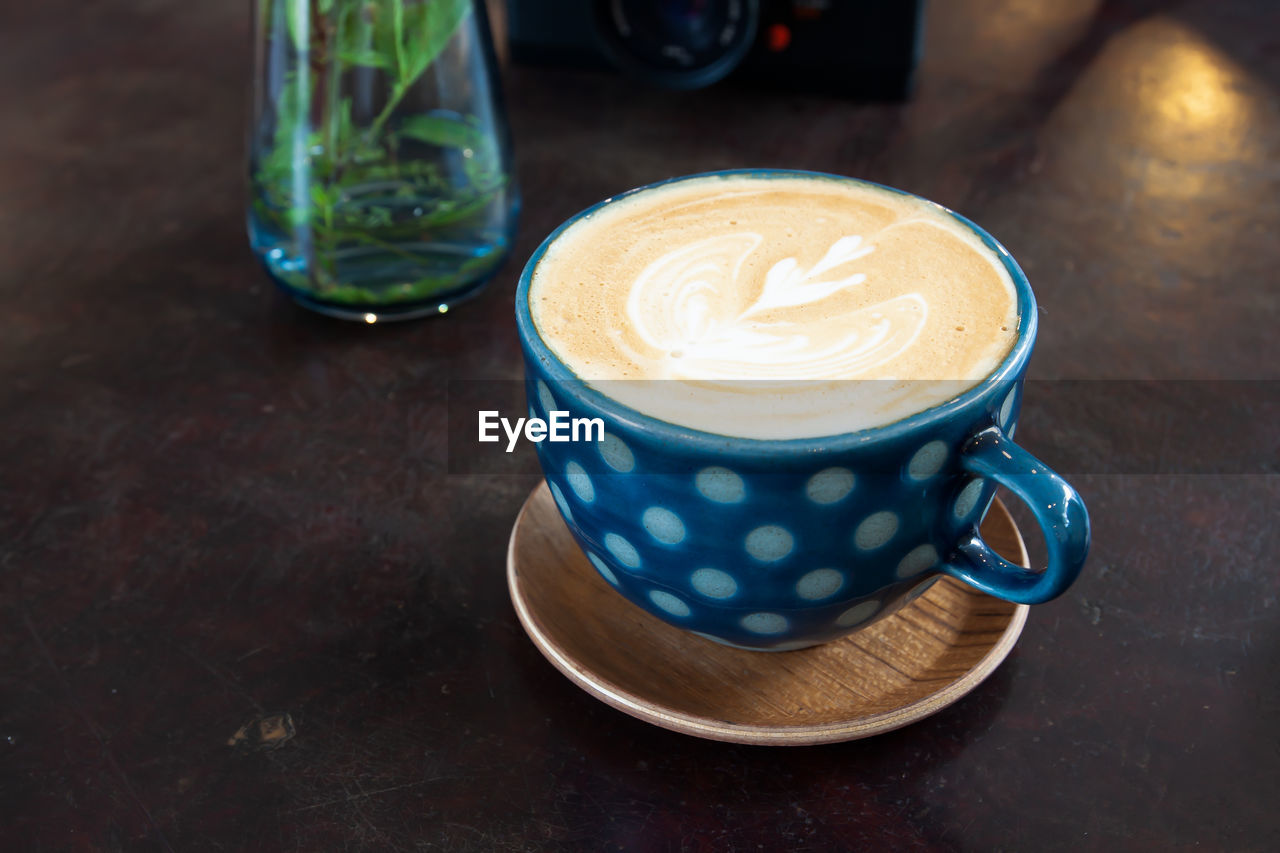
[1146,28,1251,136]
[364,313,377,324]
[1049,17,1261,202]
[1128,21,1258,200]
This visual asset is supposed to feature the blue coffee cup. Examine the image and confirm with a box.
[514,170,1089,651]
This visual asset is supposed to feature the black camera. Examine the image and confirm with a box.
[506,0,925,99]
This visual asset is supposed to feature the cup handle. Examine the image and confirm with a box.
[940,426,1090,605]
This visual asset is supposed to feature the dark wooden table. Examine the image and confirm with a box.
[3,1,1277,849]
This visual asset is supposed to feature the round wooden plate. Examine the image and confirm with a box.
[507,481,1030,745]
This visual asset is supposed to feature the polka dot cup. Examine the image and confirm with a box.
[515,170,1090,651]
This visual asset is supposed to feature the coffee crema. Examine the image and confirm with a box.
[529,174,1019,439]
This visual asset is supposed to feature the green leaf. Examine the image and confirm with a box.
[392,0,406,79]
[335,97,354,145]
[401,0,472,85]
[336,48,392,69]
[350,144,389,165]
[334,1,378,63]
[310,183,335,210]
[371,1,473,88]
[284,0,311,54]
[398,114,484,149]
[287,203,312,228]
[371,0,411,83]
[371,1,395,64]
[263,69,315,186]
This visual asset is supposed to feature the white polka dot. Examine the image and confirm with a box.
[835,599,881,628]
[854,511,899,551]
[642,506,685,545]
[648,589,691,617]
[536,380,556,414]
[741,612,788,635]
[690,568,737,599]
[895,544,939,579]
[587,552,618,586]
[598,433,634,472]
[744,525,794,562]
[805,467,855,504]
[604,533,640,568]
[907,440,948,480]
[999,387,1018,429]
[565,461,594,502]
[954,478,986,519]
[549,482,572,522]
[796,569,844,600]
[695,467,745,503]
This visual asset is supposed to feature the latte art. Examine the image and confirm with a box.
[626,231,927,381]
[530,174,1019,439]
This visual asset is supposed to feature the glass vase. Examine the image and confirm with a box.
[248,0,518,321]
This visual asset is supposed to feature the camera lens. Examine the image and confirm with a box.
[594,0,760,90]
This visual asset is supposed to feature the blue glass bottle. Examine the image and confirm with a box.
[248,1,518,321]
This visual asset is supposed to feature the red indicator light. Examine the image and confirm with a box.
[767,23,791,52]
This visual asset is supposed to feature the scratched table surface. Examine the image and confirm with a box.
[2,0,1278,850]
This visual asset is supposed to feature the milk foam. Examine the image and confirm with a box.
[529,175,1019,439]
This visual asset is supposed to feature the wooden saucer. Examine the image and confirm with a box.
[507,482,1030,745]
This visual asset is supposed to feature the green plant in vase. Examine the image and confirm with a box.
[249,0,515,317]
